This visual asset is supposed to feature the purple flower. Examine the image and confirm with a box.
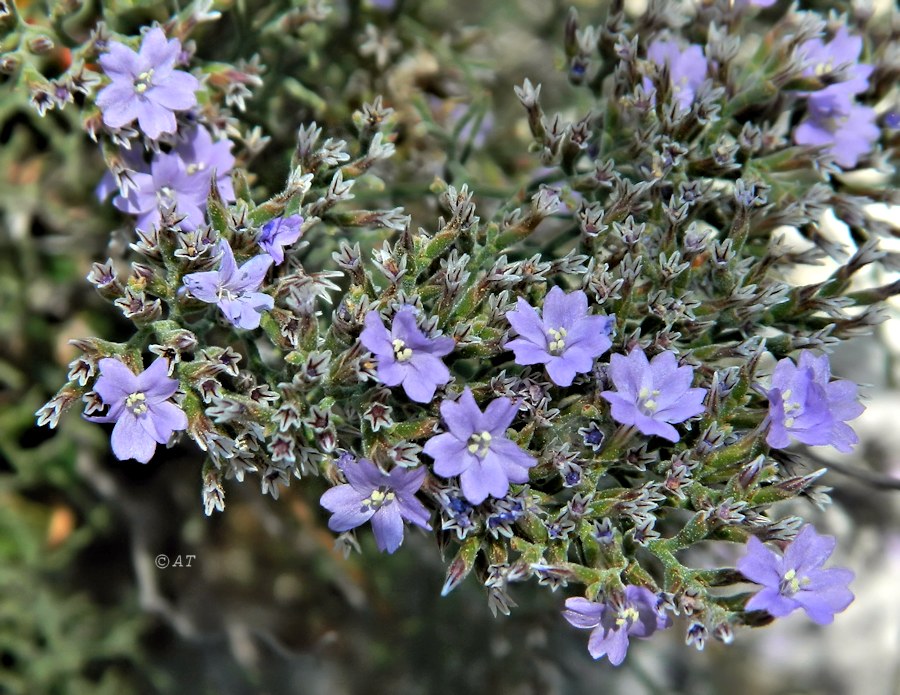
[258,214,304,265]
[738,525,854,625]
[113,149,208,231]
[183,240,274,330]
[601,348,706,442]
[505,286,613,387]
[563,586,670,665]
[85,357,187,463]
[644,40,708,111]
[360,307,455,403]
[793,104,879,169]
[96,27,199,139]
[793,28,878,168]
[765,350,864,453]
[423,388,537,504]
[800,27,872,118]
[173,126,236,202]
[320,457,431,553]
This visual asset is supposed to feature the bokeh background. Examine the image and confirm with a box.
[1,0,898,693]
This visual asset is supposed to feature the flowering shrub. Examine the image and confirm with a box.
[11,0,898,673]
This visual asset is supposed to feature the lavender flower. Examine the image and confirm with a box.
[601,348,706,442]
[793,104,879,169]
[738,525,854,624]
[504,287,614,387]
[563,586,670,665]
[85,357,187,463]
[423,388,536,504]
[800,27,872,116]
[183,240,273,330]
[645,40,708,111]
[174,126,236,202]
[113,149,209,231]
[793,28,879,168]
[320,457,431,553]
[765,350,864,453]
[258,214,304,265]
[96,27,199,139]
[360,307,454,403]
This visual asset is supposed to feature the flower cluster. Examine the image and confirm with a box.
[28,0,897,673]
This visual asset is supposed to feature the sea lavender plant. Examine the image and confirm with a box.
[24,0,900,675]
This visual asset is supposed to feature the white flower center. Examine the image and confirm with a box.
[125,391,149,416]
[186,162,206,175]
[813,59,834,77]
[157,185,177,208]
[547,327,567,354]
[467,431,492,457]
[779,568,810,597]
[638,387,661,414]
[133,69,154,94]
[392,338,413,362]
[781,388,802,428]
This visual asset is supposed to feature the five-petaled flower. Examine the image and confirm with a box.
[423,387,537,504]
[258,214,304,265]
[96,27,199,139]
[319,456,431,553]
[504,286,614,387]
[183,240,274,329]
[738,525,854,625]
[563,586,670,665]
[113,149,209,231]
[360,306,455,403]
[601,348,706,442]
[85,357,187,463]
[765,350,864,453]
[793,28,879,168]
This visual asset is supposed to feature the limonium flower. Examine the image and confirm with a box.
[799,27,872,115]
[85,357,187,463]
[793,28,879,168]
[601,348,706,442]
[738,525,854,625]
[504,286,614,387]
[563,586,670,665]
[258,214,304,265]
[360,307,454,403]
[183,240,274,330]
[96,27,199,139]
[423,387,536,504]
[113,149,209,231]
[319,456,431,553]
[765,350,864,453]
[644,40,708,111]
[173,125,236,202]
[793,103,879,169]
